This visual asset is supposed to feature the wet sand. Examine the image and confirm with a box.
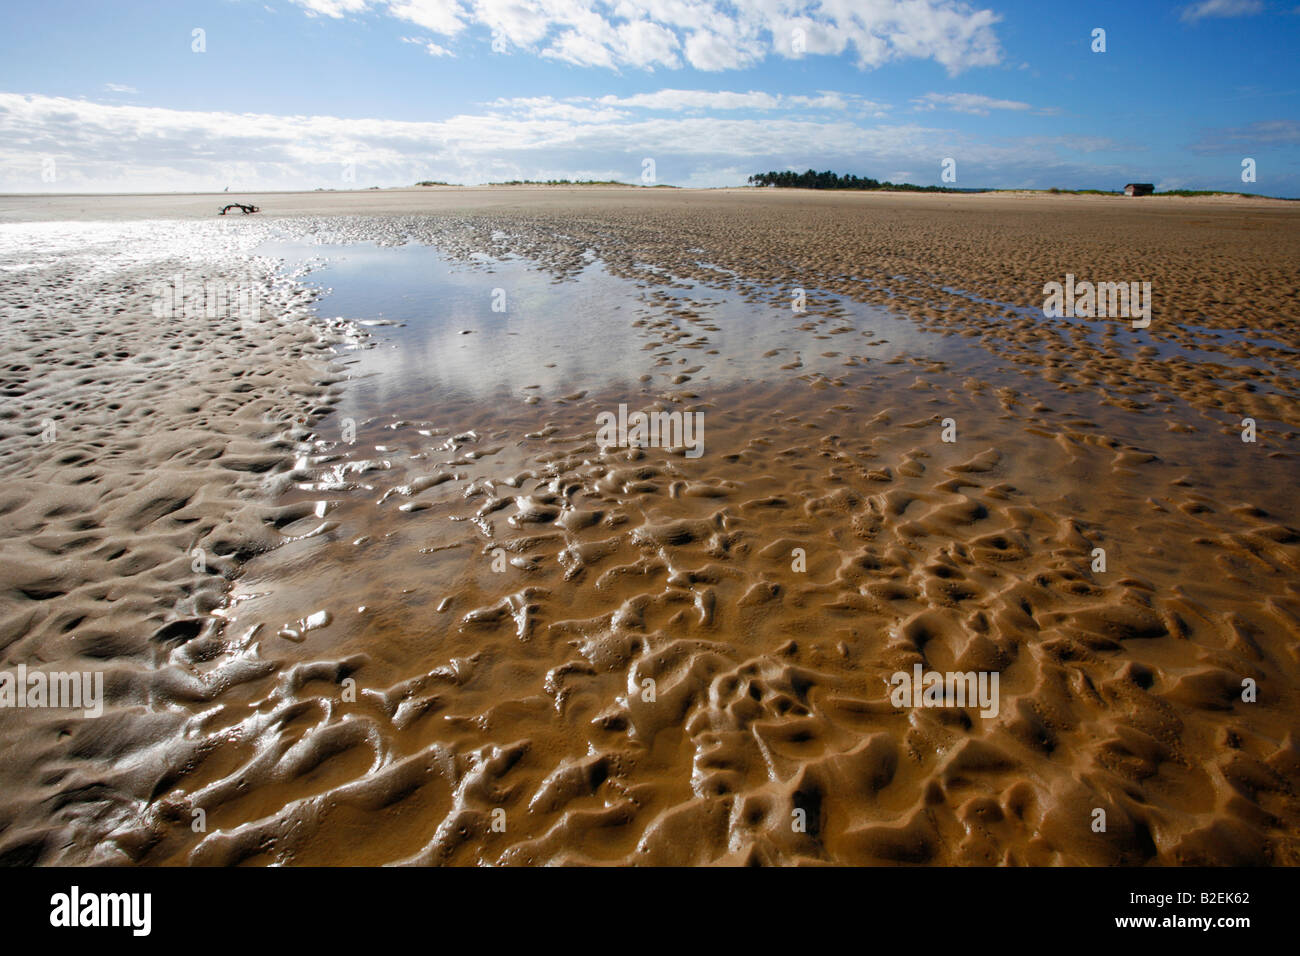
[1,188,1297,866]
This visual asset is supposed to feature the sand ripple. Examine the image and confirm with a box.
[1,197,1297,866]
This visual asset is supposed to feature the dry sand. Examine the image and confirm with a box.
[0,188,1297,865]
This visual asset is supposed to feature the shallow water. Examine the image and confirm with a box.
[255,238,968,421]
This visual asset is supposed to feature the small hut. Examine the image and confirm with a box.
[1124,183,1154,197]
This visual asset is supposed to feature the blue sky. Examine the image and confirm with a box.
[1,0,1297,193]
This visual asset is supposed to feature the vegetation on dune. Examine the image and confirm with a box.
[488,179,635,186]
[1022,187,1291,199]
[747,169,966,192]
[416,179,680,188]
[1154,189,1286,198]
[414,178,1289,199]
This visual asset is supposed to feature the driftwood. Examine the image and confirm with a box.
[218,203,260,215]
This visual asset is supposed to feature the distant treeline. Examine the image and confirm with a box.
[747,169,964,192]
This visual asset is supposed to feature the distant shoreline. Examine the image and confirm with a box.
[0,184,1294,203]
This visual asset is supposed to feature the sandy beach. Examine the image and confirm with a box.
[1,188,1297,866]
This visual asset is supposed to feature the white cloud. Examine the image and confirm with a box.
[681,29,757,70]
[1190,118,1300,153]
[1180,0,1264,23]
[290,0,373,18]
[488,95,629,121]
[819,0,1003,72]
[615,20,681,68]
[473,0,552,46]
[598,89,781,110]
[290,0,1003,74]
[472,89,889,119]
[788,92,847,110]
[543,28,619,68]
[579,89,885,114]
[1,91,1129,193]
[103,83,139,94]
[913,92,1032,115]
[388,0,467,33]
[402,35,456,55]
[769,16,848,58]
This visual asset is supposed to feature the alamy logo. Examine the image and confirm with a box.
[50,886,151,936]
[1042,273,1151,328]
[889,663,1000,718]
[151,274,260,322]
[0,665,103,718]
[596,403,704,458]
